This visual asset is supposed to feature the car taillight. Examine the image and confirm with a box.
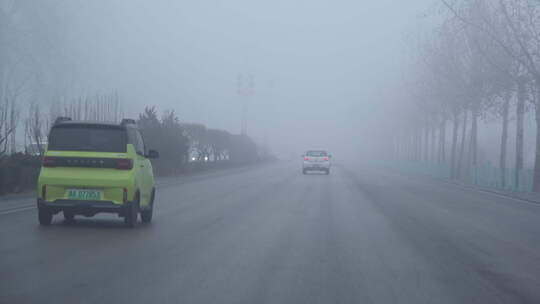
[42,185,47,200]
[42,156,57,167]
[304,157,309,161]
[123,188,128,203]
[116,159,133,170]
[323,157,329,161]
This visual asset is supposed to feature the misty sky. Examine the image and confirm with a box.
[56,0,434,157]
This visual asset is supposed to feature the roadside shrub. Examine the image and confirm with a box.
[0,153,41,195]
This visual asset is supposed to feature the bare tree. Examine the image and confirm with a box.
[0,101,13,155]
[441,0,540,190]
[24,103,46,156]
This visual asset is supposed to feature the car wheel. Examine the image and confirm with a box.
[124,194,140,228]
[326,169,330,175]
[302,169,307,175]
[38,208,53,226]
[63,211,75,224]
[141,189,155,224]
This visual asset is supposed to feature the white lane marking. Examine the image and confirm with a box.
[0,182,176,216]
[0,205,35,215]
[0,181,175,216]
[0,165,264,216]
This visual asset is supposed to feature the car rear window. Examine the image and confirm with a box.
[306,151,328,157]
[48,125,127,153]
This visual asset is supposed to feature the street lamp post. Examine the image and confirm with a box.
[237,73,255,136]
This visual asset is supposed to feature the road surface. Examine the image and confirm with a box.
[1,162,540,304]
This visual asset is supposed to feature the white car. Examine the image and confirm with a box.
[302,150,331,174]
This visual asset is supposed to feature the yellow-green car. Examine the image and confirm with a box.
[37,118,159,227]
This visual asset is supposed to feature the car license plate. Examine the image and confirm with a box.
[66,189,102,200]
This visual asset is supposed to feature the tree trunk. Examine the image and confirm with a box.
[415,130,419,161]
[457,110,468,179]
[408,133,413,161]
[500,94,510,189]
[402,135,407,160]
[406,134,411,160]
[451,113,459,178]
[441,120,446,163]
[468,108,478,182]
[431,124,436,163]
[410,133,415,161]
[9,100,16,154]
[415,131,420,161]
[516,80,525,190]
[406,134,410,160]
[533,80,540,192]
[424,125,429,162]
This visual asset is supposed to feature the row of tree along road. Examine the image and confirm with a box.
[0,2,266,195]
[395,0,540,192]
[0,99,263,195]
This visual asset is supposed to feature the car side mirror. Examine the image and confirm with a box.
[147,149,159,159]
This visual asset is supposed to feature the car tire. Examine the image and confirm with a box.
[38,208,53,226]
[302,169,307,175]
[124,194,140,228]
[325,169,330,175]
[64,211,75,224]
[141,189,155,224]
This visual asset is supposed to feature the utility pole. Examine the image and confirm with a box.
[237,73,255,136]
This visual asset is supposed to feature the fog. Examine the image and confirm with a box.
[5,3,540,301]
[6,0,432,159]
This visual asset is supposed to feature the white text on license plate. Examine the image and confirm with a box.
[67,189,102,200]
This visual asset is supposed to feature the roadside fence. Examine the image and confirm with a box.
[390,160,533,193]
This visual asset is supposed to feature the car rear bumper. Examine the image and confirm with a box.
[303,163,330,170]
[304,166,330,171]
[37,199,130,216]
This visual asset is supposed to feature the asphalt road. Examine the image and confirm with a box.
[1,162,540,304]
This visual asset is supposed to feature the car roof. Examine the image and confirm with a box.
[53,120,135,129]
